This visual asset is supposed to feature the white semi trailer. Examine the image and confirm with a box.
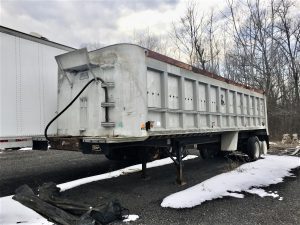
[34,44,269,183]
[0,26,74,149]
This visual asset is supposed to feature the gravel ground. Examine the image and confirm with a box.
[63,156,299,225]
[0,149,133,197]
[0,146,299,225]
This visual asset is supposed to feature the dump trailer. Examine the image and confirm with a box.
[34,43,269,184]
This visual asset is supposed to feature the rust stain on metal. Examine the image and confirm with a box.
[50,137,81,151]
[146,50,264,94]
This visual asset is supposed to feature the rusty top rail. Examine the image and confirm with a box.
[146,50,264,94]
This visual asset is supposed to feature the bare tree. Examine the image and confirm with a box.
[273,0,300,106]
[224,0,300,138]
[132,28,172,56]
[205,9,222,73]
[172,1,221,72]
[225,0,281,97]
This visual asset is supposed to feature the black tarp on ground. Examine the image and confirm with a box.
[13,183,128,225]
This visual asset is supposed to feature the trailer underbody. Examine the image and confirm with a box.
[33,129,268,185]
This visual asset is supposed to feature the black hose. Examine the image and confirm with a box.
[44,77,108,142]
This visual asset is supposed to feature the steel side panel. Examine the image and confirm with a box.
[147,70,162,108]
[168,75,180,109]
[146,56,267,135]
[210,86,217,112]
[228,91,234,113]
[198,83,207,111]
[184,79,194,110]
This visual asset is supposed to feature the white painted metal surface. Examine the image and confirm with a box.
[221,131,239,151]
[55,44,268,141]
[0,29,71,148]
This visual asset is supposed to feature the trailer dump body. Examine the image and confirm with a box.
[35,43,269,183]
[53,44,267,142]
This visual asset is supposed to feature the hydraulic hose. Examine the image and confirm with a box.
[44,77,108,142]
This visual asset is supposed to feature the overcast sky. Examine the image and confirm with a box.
[0,0,224,48]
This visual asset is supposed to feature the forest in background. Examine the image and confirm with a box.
[84,0,300,140]
[134,0,299,140]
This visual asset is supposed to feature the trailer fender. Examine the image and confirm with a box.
[221,131,238,151]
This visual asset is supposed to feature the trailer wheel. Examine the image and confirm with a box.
[247,136,261,161]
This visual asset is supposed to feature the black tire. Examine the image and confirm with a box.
[247,136,261,161]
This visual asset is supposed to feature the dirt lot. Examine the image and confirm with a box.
[0,143,299,225]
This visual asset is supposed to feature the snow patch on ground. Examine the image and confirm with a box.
[161,155,300,208]
[123,214,139,222]
[19,147,32,151]
[58,155,198,191]
[246,188,279,198]
[0,196,53,225]
[269,142,277,145]
[0,155,198,225]
[226,192,244,198]
[19,145,51,151]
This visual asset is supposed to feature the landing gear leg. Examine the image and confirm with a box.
[141,149,148,179]
[173,141,186,186]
